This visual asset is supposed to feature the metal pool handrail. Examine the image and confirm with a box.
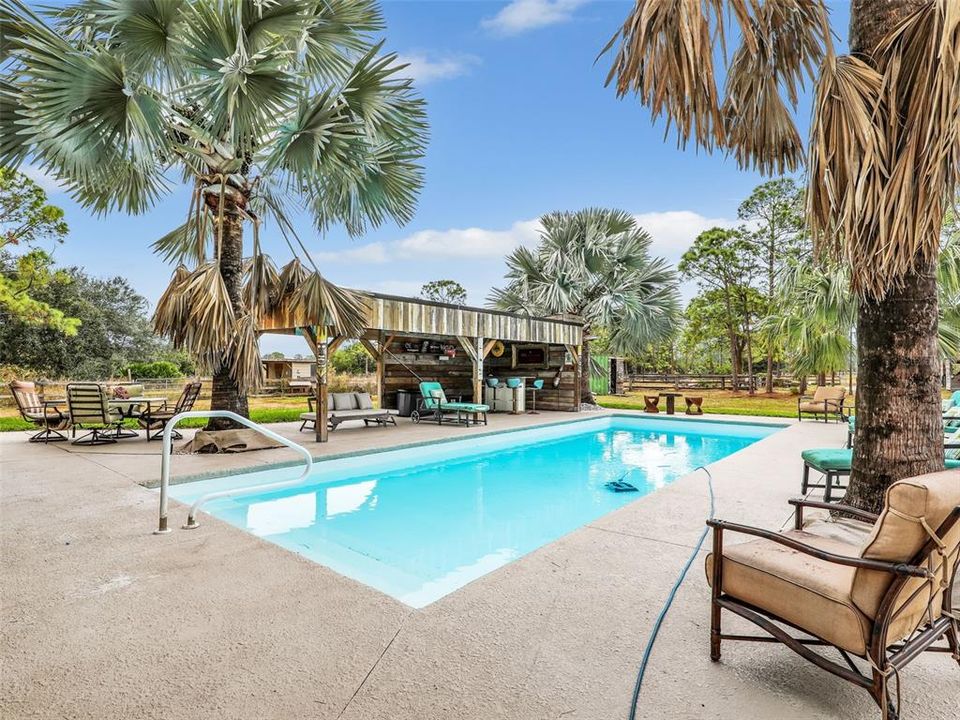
[157,410,313,534]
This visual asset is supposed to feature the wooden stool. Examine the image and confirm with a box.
[643,395,660,413]
[684,396,703,415]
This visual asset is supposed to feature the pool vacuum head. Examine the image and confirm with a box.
[605,480,639,493]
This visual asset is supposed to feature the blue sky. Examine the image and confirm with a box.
[23,0,852,355]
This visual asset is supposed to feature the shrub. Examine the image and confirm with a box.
[125,360,183,379]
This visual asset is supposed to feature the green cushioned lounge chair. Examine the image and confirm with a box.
[414,381,489,426]
[801,446,960,502]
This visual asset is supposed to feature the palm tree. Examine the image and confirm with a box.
[0,0,427,428]
[773,234,960,409]
[605,0,960,512]
[489,208,680,404]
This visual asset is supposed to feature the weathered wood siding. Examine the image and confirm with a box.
[382,340,475,410]
[381,340,577,412]
[259,293,582,346]
[484,345,578,412]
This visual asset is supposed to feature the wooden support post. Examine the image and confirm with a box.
[456,336,483,403]
[327,334,346,356]
[475,336,484,404]
[305,326,328,443]
[566,344,582,412]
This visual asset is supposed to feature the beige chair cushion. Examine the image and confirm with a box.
[799,386,845,414]
[851,470,960,643]
[706,530,871,654]
[813,386,846,402]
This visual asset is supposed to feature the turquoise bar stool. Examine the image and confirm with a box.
[506,377,522,414]
[485,377,500,412]
[527,378,544,414]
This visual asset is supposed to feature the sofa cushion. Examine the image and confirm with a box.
[355,392,374,410]
[852,470,960,636]
[706,530,871,654]
[331,392,357,411]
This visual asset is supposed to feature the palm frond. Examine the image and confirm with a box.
[291,270,367,337]
[228,312,264,393]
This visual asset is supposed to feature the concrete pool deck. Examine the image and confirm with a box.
[2,411,957,719]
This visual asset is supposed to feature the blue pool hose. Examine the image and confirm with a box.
[627,466,715,720]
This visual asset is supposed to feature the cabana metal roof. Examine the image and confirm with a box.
[259,290,583,346]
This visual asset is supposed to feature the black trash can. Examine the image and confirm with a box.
[396,389,420,417]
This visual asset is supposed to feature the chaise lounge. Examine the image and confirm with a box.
[413,381,489,426]
[299,392,398,432]
[707,470,960,719]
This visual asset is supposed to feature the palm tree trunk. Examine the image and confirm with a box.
[207,195,249,431]
[844,0,942,514]
[846,260,942,513]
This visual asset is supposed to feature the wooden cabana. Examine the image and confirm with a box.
[259,291,584,442]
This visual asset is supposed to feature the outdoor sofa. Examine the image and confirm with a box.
[299,392,398,432]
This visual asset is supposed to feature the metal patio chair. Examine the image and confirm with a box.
[706,470,960,719]
[66,383,124,445]
[9,380,69,443]
[138,381,202,441]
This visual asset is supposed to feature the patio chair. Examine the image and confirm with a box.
[9,380,69,443]
[138,381,202,441]
[66,383,123,445]
[802,445,960,502]
[798,385,847,422]
[707,470,960,719]
[413,381,489,426]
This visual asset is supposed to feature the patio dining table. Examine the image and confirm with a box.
[44,396,168,439]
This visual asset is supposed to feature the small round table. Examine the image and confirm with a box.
[659,392,683,415]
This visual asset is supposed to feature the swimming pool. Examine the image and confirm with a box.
[169,415,781,607]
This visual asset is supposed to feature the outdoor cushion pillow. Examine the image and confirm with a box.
[355,392,374,409]
[946,406,960,418]
[331,392,356,411]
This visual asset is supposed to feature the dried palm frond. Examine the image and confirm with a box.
[722,41,804,174]
[276,257,310,299]
[183,262,236,358]
[603,0,725,151]
[807,55,887,270]
[228,313,264,393]
[290,271,367,338]
[604,0,831,162]
[811,1,960,297]
[243,251,281,317]
[152,265,192,345]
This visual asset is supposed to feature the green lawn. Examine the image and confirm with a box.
[596,390,813,419]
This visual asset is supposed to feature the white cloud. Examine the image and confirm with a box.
[313,242,389,264]
[19,163,66,194]
[633,210,737,264]
[307,210,736,308]
[311,219,540,267]
[395,52,481,84]
[482,0,590,35]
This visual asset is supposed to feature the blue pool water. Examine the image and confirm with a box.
[169,416,781,607]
